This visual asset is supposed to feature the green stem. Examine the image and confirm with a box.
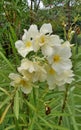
[33,87,36,106]
[58,85,69,125]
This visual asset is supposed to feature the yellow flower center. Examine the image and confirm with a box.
[40,35,45,44]
[53,55,60,62]
[20,79,27,86]
[49,68,55,75]
[25,41,32,48]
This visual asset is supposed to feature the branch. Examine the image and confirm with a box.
[36,0,41,11]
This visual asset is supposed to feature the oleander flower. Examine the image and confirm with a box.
[15,25,39,57]
[46,65,74,90]
[9,73,32,94]
[33,23,53,52]
[18,58,47,83]
[58,69,74,85]
[41,35,63,57]
[33,23,63,57]
[47,43,72,73]
[32,62,47,82]
[46,65,60,90]
[18,59,36,73]
[9,23,74,94]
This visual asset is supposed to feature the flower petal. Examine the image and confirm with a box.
[18,59,35,73]
[22,29,28,41]
[28,24,39,39]
[21,85,32,94]
[15,40,24,49]
[40,23,52,34]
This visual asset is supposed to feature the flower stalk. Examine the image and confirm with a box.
[58,85,69,125]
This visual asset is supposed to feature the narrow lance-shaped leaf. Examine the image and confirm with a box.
[0,51,15,71]
[13,90,19,120]
[0,103,11,124]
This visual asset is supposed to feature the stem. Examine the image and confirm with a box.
[58,85,68,126]
[23,94,30,127]
[35,0,40,11]
[33,87,36,106]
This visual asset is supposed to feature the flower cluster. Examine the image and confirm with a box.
[9,23,74,94]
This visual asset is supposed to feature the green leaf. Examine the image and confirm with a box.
[25,99,36,112]
[13,90,19,120]
[0,51,15,71]
[0,103,11,124]
[0,87,11,97]
[67,104,79,130]
[38,114,68,130]
[0,96,11,109]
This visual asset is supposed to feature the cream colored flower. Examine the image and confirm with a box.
[10,23,74,93]
[46,65,59,90]
[47,45,72,73]
[18,59,36,73]
[57,70,74,85]
[9,73,32,94]
[33,23,63,57]
[46,65,64,90]
[33,23,52,52]
[18,58,47,83]
[15,25,38,57]
[46,65,74,90]
[32,62,47,82]
[41,35,63,57]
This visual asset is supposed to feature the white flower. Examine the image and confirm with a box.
[47,45,72,73]
[10,23,74,93]
[54,69,74,89]
[58,70,74,85]
[33,23,63,57]
[18,58,47,83]
[46,65,74,90]
[33,23,53,52]
[15,25,38,57]
[32,63,47,82]
[41,35,63,57]
[46,66,59,90]
[32,34,48,52]
[18,59,36,73]
[9,73,22,86]
[9,73,32,94]
[46,65,64,90]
